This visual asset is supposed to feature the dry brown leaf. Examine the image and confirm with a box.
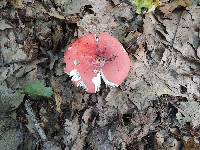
[159,0,192,16]
[47,10,80,23]
[143,13,156,36]
[176,0,192,7]
[134,44,146,61]
[47,8,65,20]
[184,137,200,150]
[53,91,62,113]
[0,20,13,30]
[51,79,62,113]
[11,0,24,9]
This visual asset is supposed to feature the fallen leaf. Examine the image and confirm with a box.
[53,91,62,112]
[23,80,53,98]
[64,117,79,146]
[11,0,24,9]
[176,0,192,7]
[47,8,65,20]
[132,0,160,14]
[159,0,192,16]
[184,137,200,150]
[51,79,63,112]
[176,101,200,127]
[0,85,25,111]
[0,20,13,30]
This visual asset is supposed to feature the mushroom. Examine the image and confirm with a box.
[64,32,131,93]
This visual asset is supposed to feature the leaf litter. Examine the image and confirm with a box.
[0,0,200,149]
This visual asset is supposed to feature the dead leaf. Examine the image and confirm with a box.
[11,0,24,9]
[82,108,93,124]
[47,8,65,20]
[184,137,200,150]
[51,79,63,112]
[54,91,62,113]
[134,44,146,62]
[0,20,13,30]
[64,117,79,146]
[105,88,129,114]
[1,31,28,63]
[156,130,165,146]
[52,25,63,51]
[0,85,24,112]
[197,46,200,59]
[176,0,192,7]
[159,0,192,16]
[47,51,58,70]
[176,101,200,127]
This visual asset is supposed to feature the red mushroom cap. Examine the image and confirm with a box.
[64,32,131,93]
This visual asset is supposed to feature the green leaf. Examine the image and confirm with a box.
[23,80,53,98]
[132,0,160,14]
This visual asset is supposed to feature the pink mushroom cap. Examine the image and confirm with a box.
[64,32,131,93]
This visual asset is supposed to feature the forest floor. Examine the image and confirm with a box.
[0,0,200,149]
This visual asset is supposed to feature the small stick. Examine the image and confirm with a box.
[25,100,47,141]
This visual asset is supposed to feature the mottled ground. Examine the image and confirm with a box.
[0,0,200,150]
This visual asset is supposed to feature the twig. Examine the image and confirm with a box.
[25,100,47,141]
